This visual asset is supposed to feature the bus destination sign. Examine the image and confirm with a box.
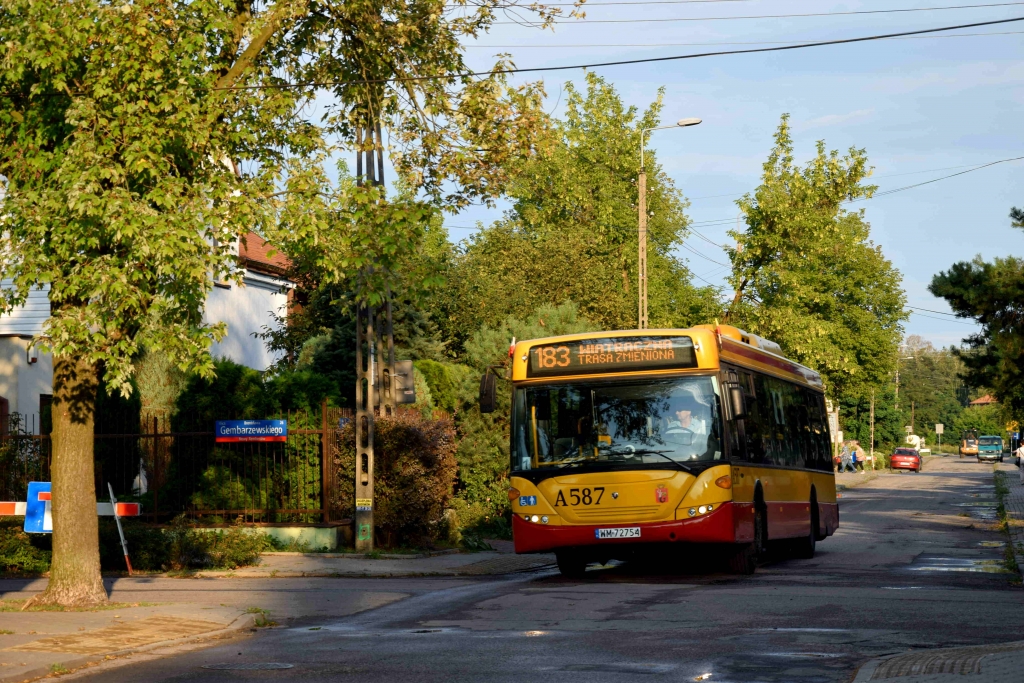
[526,336,697,378]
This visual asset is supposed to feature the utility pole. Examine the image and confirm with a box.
[353,112,396,553]
[637,167,648,330]
[911,401,915,435]
[637,117,701,329]
[870,391,875,470]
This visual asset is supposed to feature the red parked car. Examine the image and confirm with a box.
[891,448,922,472]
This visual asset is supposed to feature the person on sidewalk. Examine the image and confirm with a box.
[1017,442,1024,484]
[839,445,854,473]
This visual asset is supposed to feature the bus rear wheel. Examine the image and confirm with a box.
[555,550,588,579]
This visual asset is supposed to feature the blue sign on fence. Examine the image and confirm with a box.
[215,419,288,443]
[24,482,52,534]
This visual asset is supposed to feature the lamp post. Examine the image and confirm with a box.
[637,117,701,329]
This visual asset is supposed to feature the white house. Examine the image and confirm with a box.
[0,232,292,430]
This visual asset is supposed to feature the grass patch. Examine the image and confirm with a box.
[49,663,70,675]
[993,471,1019,574]
[244,607,276,628]
[0,629,13,634]
[0,600,156,613]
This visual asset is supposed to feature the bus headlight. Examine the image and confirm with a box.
[688,508,696,517]
[541,516,549,524]
[531,515,539,523]
[698,505,708,515]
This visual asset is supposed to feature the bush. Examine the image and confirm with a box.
[414,360,469,414]
[0,523,51,574]
[334,411,458,547]
[99,519,170,571]
[449,303,599,536]
[164,516,273,570]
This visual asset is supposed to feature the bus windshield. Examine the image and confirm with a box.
[511,376,722,472]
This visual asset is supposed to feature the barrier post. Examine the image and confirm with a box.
[107,483,133,575]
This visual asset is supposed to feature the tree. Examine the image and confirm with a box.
[929,206,1024,417]
[1,0,554,606]
[437,73,720,354]
[725,115,907,403]
[954,404,1003,439]
[838,385,903,454]
[453,302,599,529]
[894,336,966,442]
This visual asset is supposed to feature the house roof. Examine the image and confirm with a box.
[239,232,291,277]
[970,394,998,406]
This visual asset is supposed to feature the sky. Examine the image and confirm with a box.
[436,0,1024,348]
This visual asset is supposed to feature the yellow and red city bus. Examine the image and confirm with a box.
[491,325,838,576]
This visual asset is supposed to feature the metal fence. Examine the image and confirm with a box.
[1,402,349,525]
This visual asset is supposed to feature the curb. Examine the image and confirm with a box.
[850,640,1024,682]
[0,613,256,683]
[260,549,461,560]
[850,654,890,683]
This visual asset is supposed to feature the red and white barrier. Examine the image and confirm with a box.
[0,501,141,516]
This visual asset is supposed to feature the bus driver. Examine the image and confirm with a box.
[663,392,710,458]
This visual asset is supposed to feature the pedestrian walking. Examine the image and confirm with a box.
[839,445,854,473]
[1016,443,1024,484]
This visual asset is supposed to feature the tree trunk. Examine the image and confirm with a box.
[25,355,107,608]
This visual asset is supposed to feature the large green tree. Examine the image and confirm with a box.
[930,206,1024,417]
[0,0,552,606]
[437,73,720,354]
[725,115,907,403]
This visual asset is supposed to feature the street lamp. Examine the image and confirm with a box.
[637,117,701,329]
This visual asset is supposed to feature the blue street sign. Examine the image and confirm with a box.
[214,419,287,443]
[24,482,52,534]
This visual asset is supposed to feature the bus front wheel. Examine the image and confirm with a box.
[555,550,588,579]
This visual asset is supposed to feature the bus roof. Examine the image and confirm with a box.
[510,325,824,390]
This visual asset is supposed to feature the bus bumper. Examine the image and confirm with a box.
[513,502,739,554]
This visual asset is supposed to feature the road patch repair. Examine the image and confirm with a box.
[0,603,251,683]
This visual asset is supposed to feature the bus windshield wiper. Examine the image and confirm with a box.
[628,448,694,474]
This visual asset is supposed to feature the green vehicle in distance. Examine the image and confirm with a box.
[977,435,1004,463]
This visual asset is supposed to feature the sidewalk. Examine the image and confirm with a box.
[0,542,554,682]
[835,467,882,490]
[192,544,555,579]
[0,602,252,683]
[999,465,1024,579]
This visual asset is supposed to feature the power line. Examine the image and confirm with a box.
[688,227,731,250]
[907,305,964,318]
[685,155,1024,203]
[909,310,979,325]
[456,0,759,6]
[681,241,731,266]
[464,29,1024,47]
[213,16,1024,90]
[494,2,1024,25]
[690,153,1024,227]
[852,155,1024,200]
[689,269,726,287]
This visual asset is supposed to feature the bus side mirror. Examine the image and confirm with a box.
[729,385,747,420]
[479,372,497,414]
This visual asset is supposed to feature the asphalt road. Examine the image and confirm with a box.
[36,457,1024,682]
